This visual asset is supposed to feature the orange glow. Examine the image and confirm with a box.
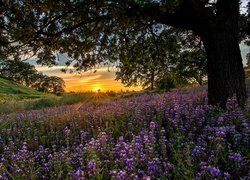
[63,70,142,92]
[93,87,101,92]
[35,65,142,92]
[65,79,142,92]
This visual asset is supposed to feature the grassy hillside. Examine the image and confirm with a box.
[0,77,120,113]
[0,77,49,102]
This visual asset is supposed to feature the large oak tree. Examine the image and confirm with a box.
[0,0,247,108]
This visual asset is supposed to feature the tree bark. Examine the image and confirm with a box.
[199,0,247,108]
[150,70,155,90]
[201,30,246,108]
[196,75,202,86]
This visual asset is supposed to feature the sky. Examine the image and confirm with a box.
[35,64,142,92]
[28,0,249,92]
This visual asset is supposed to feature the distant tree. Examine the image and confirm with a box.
[175,49,207,85]
[46,76,65,95]
[116,27,180,90]
[116,27,207,90]
[0,59,37,86]
[155,72,189,91]
[240,2,250,45]
[0,59,65,95]
[240,2,250,68]
[30,73,47,92]
[31,74,65,95]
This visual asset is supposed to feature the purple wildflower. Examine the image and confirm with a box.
[74,169,85,179]
[228,153,243,163]
[63,126,70,137]
[87,160,97,174]
[150,121,157,130]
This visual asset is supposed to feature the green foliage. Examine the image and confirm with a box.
[155,73,190,91]
[155,75,176,91]
[0,0,236,71]
[116,27,181,89]
[175,49,207,85]
[58,93,91,105]
[0,59,65,95]
[240,2,250,45]
[0,95,71,114]
[116,27,207,90]
[0,59,37,86]
[0,0,212,70]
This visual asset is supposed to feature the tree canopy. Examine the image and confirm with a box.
[0,0,225,65]
[0,0,248,107]
[116,27,180,89]
[116,27,207,90]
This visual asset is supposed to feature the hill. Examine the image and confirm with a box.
[0,77,50,102]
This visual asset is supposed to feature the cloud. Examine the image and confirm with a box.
[79,75,103,83]
[35,65,74,73]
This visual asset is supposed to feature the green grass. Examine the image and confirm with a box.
[0,77,50,102]
[0,92,115,114]
[0,77,59,113]
[0,94,80,114]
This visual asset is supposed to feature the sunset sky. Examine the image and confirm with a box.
[35,65,142,92]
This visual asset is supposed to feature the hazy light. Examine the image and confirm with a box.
[94,87,102,92]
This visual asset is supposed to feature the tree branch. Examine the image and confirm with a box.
[37,14,112,37]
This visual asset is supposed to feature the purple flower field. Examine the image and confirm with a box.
[0,89,249,179]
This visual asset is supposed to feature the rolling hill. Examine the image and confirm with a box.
[0,77,50,102]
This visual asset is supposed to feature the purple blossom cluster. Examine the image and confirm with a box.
[0,89,249,179]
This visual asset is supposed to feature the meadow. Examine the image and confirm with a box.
[0,82,250,179]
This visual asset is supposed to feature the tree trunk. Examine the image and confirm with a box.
[150,71,155,90]
[156,0,247,108]
[200,21,246,108]
[196,74,203,86]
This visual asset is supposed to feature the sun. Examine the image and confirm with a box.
[94,87,101,93]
